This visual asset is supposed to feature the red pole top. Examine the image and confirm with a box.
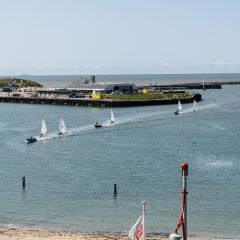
[181,162,188,176]
[181,162,188,170]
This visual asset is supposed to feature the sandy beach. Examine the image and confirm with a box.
[0,228,213,240]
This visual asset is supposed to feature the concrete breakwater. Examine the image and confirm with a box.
[0,93,201,108]
[140,80,240,90]
[140,82,222,90]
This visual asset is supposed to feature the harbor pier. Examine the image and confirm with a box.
[0,93,201,108]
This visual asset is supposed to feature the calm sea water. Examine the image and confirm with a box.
[11,73,240,87]
[0,75,239,238]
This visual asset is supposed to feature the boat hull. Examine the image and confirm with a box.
[26,137,37,144]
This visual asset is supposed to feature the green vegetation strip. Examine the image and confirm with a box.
[106,92,194,101]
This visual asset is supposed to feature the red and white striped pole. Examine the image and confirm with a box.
[170,162,189,240]
[182,162,188,240]
[142,201,146,240]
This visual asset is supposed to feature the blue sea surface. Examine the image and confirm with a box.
[0,82,239,237]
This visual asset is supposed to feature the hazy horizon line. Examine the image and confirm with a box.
[1,72,240,77]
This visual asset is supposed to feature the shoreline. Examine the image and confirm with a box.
[0,227,239,240]
[0,227,228,240]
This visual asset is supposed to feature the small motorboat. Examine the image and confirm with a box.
[94,122,103,128]
[26,136,37,144]
[174,110,180,115]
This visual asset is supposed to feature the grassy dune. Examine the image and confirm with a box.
[0,78,42,88]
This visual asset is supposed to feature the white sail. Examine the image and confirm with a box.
[193,99,199,111]
[59,118,67,134]
[40,119,47,136]
[110,109,115,123]
[177,100,182,112]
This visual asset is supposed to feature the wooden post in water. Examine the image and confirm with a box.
[114,184,117,195]
[22,176,26,189]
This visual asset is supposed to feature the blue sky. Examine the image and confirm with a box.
[1,0,240,75]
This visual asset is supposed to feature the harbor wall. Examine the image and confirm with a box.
[0,93,201,108]
[139,82,222,90]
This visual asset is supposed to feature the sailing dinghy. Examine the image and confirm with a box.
[174,100,183,115]
[40,119,47,136]
[193,99,199,111]
[58,118,67,135]
[26,119,47,144]
[110,109,115,124]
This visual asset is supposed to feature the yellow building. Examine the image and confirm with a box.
[91,91,102,99]
[143,88,150,94]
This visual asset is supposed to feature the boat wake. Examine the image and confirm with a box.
[31,102,218,143]
[181,103,218,114]
[36,120,114,142]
